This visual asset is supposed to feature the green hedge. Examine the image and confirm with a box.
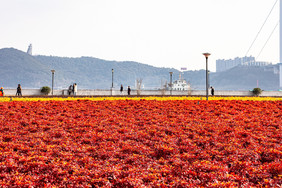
[41,86,51,95]
[252,88,262,96]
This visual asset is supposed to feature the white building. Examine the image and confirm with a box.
[172,79,190,91]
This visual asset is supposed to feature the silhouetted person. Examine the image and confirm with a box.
[211,86,215,96]
[120,84,123,94]
[127,86,131,95]
[68,85,73,95]
[16,84,22,96]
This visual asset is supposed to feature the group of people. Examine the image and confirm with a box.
[121,84,215,96]
[0,83,214,97]
[68,83,78,96]
[120,84,131,95]
[0,84,22,97]
[1,83,79,97]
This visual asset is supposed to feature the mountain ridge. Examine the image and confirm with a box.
[0,48,279,90]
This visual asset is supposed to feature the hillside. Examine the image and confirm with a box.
[210,66,279,90]
[0,48,51,88]
[0,48,179,89]
[0,48,280,90]
[34,56,180,89]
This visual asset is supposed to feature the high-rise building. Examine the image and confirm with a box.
[27,44,32,55]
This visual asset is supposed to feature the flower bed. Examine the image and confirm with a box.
[1,96,282,102]
[0,99,281,187]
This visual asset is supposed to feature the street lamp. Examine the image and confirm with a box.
[169,72,173,95]
[203,53,211,101]
[51,70,55,95]
[111,69,114,89]
[208,70,210,88]
[111,69,114,96]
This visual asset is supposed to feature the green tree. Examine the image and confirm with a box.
[252,88,262,96]
[41,86,51,95]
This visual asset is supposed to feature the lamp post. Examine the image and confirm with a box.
[208,70,210,88]
[51,70,55,95]
[111,69,114,95]
[111,69,114,88]
[203,53,211,100]
[169,72,173,95]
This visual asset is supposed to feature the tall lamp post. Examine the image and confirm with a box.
[51,70,55,95]
[203,53,211,101]
[111,69,114,95]
[169,72,173,95]
[111,69,114,88]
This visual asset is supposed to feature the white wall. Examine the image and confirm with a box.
[2,89,282,97]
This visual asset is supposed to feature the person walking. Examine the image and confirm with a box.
[211,86,215,96]
[120,84,123,94]
[68,85,73,95]
[16,84,22,96]
[127,86,131,95]
[73,83,77,96]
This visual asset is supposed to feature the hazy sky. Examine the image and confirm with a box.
[0,0,280,71]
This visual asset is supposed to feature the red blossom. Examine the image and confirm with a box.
[0,100,281,187]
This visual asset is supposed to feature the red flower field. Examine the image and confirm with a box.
[0,99,281,187]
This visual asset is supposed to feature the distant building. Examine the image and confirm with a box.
[216,56,271,72]
[171,74,190,91]
[263,64,280,74]
[243,61,271,66]
[27,44,32,55]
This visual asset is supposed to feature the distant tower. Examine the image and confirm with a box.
[27,44,32,55]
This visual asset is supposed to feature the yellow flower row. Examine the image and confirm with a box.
[0,96,281,102]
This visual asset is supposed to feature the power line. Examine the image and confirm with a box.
[245,0,278,56]
[256,21,279,59]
